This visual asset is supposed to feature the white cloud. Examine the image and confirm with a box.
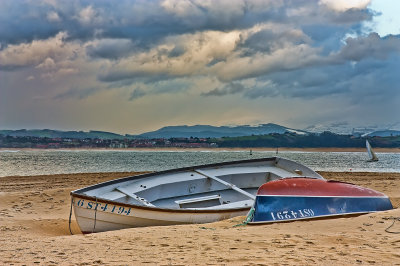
[99,29,243,81]
[76,5,102,26]
[0,32,73,68]
[319,0,371,12]
[36,57,56,70]
[47,11,61,22]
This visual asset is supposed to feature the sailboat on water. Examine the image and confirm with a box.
[366,140,378,162]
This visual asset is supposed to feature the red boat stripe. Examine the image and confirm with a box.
[256,195,388,198]
[257,178,386,197]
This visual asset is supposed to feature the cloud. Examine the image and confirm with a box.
[0,32,76,69]
[76,6,96,25]
[1,0,368,47]
[1,0,399,133]
[319,0,371,12]
[129,88,146,101]
[47,11,61,22]
[36,57,56,70]
[212,44,322,82]
[97,29,242,82]
[86,38,137,59]
[54,87,99,100]
[202,82,246,97]
[335,33,400,62]
[240,27,311,55]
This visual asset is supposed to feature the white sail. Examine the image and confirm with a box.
[366,140,378,162]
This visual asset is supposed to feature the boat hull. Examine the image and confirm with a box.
[251,195,392,223]
[250,178,393,224]
[72,196,249,233]
[70,157,325,232]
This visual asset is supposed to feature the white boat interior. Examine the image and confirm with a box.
[72,157,324,211]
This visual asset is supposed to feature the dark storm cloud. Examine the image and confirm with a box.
[0,0,379,78]
[0,0,396,100]
[0,0,281,47]
[345,57,400,102]
[328,8,373,24]
[237,54,400,103]
[239,28,311,56]
[336,33,400,61]
[0,1,59,45]
[1,0,372,51]
[86,39,137,60]
[200,29,400,101]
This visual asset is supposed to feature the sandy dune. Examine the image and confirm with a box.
[0,171,399,265]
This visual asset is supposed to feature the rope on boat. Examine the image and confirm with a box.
[92,197,98,233]
[233,207,255,227]
[68,197,74,235]
[384,217,400,234]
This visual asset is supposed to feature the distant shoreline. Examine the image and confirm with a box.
[1,147,399,153]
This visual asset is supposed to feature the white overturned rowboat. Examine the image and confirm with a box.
[70,157,324,233]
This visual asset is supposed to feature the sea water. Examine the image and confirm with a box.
[0,150,399,177]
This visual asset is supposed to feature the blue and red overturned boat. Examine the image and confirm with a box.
[249,177,393,224]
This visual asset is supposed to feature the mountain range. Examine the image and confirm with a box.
[133,124,308,139]
[0,129,126,140]
[1,124,399,139]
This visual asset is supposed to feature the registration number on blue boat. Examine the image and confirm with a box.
[270,209,315,221]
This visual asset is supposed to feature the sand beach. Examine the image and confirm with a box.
[0,171,399,265]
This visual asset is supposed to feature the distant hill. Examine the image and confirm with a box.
[212,132,400,148]
[10,124,400,140]
[135,123,310,138]
[1,127,399,148]
[362,130,400,137]
[0,129,127,140]
[0,124,311,139]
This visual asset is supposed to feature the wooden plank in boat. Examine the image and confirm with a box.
[194,169,256,200]
[115,187,155,207]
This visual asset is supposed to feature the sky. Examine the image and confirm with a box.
[0,0,399,134]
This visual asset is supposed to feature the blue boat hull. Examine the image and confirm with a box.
[251,196,393,223]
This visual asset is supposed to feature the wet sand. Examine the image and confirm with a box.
[0,171,399,265]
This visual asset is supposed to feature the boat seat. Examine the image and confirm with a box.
[190,199,254,210]
[175,194,222,209]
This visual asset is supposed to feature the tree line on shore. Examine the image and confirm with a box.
[0,132,399,149]
[211,132,400,148]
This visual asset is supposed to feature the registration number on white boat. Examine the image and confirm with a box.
[270,209,315,221]
[75,199,132,216]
